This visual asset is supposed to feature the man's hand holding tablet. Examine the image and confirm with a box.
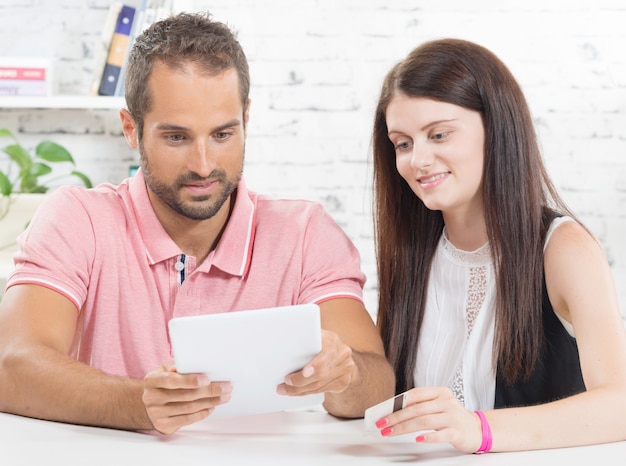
[146,304,324,433]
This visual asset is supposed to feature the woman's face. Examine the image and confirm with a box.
[385,95,486,219]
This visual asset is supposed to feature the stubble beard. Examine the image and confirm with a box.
[140,146,243,221]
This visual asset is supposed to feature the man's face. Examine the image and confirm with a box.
[132,62,248,221]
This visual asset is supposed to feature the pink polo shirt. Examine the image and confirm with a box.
[7,171,366,379]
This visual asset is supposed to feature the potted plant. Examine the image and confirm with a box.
[0,128,93,250]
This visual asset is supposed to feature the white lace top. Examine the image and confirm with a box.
[413,217,574,410]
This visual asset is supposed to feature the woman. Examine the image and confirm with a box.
[371,38,626,453]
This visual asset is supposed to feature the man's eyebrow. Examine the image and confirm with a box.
[155,119,242,133]
[213,119,243,132]
[156,123,186,131]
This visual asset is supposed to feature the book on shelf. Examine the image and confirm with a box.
[0,57,52,96]
[98,4,136,96]
[90,2,123,96]
[114,0,174,96]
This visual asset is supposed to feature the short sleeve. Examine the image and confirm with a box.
[298,203,366,304]
[7,186,96,310]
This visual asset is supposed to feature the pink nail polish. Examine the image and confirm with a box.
[375,418,388,429]
[415,435,426,443]
[380,427,393,437]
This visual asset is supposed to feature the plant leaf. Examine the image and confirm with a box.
[36,141,75,164]
[19,178,38,193]
[21,163,52,192]
[29,162,53,177]
[3,144,32,170]
[0,171,12,196]
[70,170,93,188]
[0,128,15,140]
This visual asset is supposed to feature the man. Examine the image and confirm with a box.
[0,12,394,435]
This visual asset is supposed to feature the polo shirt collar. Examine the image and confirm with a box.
[130,170,256,277]
[210,179,256,277]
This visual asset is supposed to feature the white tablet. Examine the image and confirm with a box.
[168,303,324,418]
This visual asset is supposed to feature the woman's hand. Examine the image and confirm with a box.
[373,386,484,453]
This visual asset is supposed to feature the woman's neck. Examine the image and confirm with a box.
[442,213,488,252]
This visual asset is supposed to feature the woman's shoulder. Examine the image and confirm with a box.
[544,216,605,273]
[544,215,576,242]
[544,216,598,254]
[543,215,610,322]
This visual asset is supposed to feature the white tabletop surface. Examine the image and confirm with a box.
[2,410,626,466]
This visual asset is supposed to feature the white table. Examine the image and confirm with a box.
[2,410,626,465]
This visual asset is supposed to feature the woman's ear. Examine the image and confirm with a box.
[119,108,138,149]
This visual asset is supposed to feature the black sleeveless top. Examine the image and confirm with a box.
[494,278,586,408]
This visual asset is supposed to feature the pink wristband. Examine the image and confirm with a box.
[474,410,493,454]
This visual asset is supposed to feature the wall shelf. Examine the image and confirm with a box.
[0,96,126,110]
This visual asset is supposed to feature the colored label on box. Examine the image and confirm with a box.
[0,67,47,80]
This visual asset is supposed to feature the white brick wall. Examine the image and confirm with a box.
[1,0,625,318]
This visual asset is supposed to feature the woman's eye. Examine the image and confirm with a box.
[431,132,449,141]
[394,141,411,151]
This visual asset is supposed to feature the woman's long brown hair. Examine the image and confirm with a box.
[372,39,576,393]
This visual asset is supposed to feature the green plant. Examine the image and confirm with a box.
[0,128,93,220]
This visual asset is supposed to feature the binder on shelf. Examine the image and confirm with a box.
[98,4,136,96]
[90,2,123,96]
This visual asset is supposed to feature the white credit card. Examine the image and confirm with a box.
[363,391,408,433]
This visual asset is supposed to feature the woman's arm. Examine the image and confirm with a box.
[487,220,626,451]
[371,221,626,452]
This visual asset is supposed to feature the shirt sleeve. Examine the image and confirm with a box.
[6,187,96,311]
[298,202,366,305]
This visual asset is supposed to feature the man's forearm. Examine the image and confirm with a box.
[0,345,151,430]
[323,350,395,418]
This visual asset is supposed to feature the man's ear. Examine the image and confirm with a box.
[120,108,138,149]
[243,99,251,130]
